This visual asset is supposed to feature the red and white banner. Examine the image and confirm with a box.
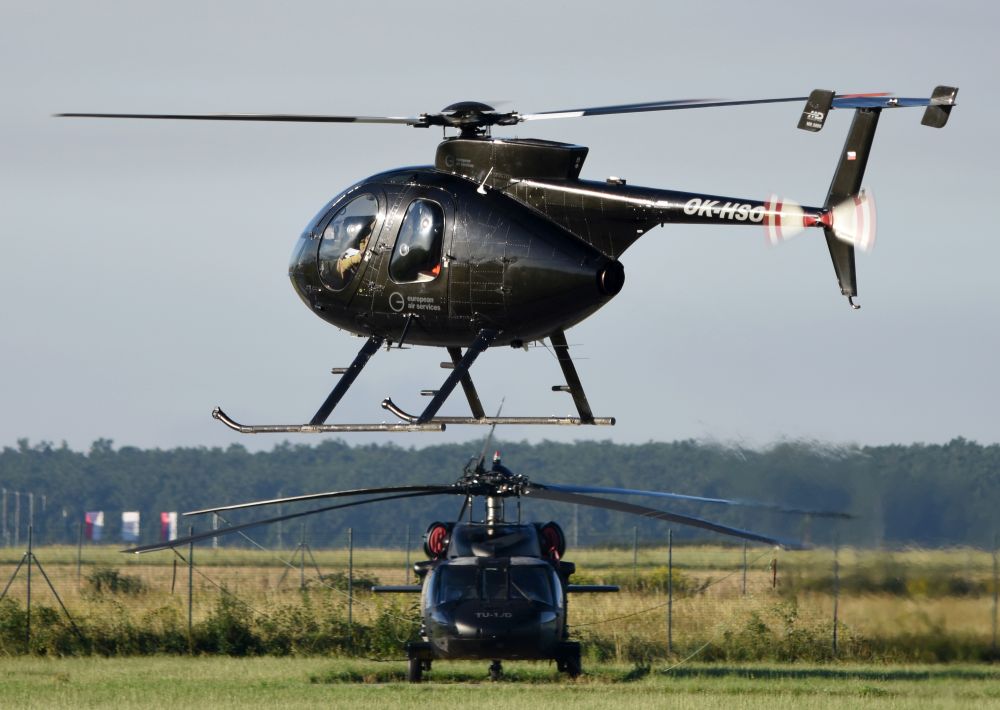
[160,512,178,542]
[85,511,104,541]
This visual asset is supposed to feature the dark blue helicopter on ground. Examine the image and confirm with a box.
[128,448,848,681]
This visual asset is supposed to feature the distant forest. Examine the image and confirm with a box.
[1,437,997,550]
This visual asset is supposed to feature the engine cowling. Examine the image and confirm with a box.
[423,521,453,559]
[538,522,566,561]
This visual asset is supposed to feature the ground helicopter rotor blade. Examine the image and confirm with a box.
[126,490,456,554]
[184,484,456,517]
[525,487,802,549]
[534,482,852,519]
[55,112,425,126]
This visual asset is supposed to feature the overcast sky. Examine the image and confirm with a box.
[1,0,996,453]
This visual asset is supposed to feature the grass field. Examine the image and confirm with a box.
[1,657,999,709]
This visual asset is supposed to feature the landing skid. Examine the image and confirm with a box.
[213,327,614,434]
[380,399,613,426]
[212,408,445,433]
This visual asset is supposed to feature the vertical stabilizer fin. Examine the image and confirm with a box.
[798,90,835,132]
[823,108,881,302]
[921,86,959,128]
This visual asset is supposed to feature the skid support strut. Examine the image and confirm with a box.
[310,335,383,425]
[549,329,595,424]
[383,329,498,424]
[448,346,486,419]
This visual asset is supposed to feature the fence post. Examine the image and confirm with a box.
[76,520,84,587]
[992,532,998,655]
[832,539,840,656]
[277,492,284,549]
[1,488,6,547]
[299,524,306,591]
[25,524,32,652]
[347,527,354,645]
[14,491,19,547]
[405,527,411,584]
[742,541,748,596]
[187,525,194,652]
[632,526,638,580]
[667,529,673,656]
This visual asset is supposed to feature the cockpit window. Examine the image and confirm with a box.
[434,565,554,605]
[436,566,478,604]
[389,198,444,283]
[510,567,554,604]
[318,193,378,291]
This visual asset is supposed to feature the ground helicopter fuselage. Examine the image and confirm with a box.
[380,519,610,680]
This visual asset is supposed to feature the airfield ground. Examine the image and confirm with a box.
[1,657,999,709]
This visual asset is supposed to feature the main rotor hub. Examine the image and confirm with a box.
[426,101,520,138]
[457,459,531,498]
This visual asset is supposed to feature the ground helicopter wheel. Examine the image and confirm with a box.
[407,656,422,683]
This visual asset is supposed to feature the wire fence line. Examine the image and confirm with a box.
[0,525,998,663]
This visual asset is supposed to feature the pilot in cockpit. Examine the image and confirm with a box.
[335,215,376,281]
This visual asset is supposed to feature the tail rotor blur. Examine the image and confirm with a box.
[829,189,876,252]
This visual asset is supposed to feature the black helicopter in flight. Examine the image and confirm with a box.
[60,86,957,433]
[128,444,849,681]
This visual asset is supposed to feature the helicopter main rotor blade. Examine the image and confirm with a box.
[517,96,806,121]
[534,482,852,519]
[126,490,453,554]
[55,112,426,126]
[525,487,802,549]
[185,484,457,516]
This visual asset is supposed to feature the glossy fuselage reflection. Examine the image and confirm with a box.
[288,166,622,348]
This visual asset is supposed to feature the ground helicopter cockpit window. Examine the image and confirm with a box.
[434,565,554,605]
[389,198,444,283]
[318,193,378,291]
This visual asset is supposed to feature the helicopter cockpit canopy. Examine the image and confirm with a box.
[318,193,378,291]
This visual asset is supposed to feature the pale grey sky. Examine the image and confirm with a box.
[1,0,996,451]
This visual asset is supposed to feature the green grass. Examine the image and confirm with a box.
[1,657,999,709]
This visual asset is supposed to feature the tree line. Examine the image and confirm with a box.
[0,437,997,549]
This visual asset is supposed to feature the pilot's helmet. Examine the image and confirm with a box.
[342,215,375,246]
